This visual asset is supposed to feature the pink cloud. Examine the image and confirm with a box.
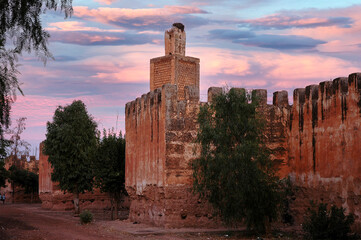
[73,5,207,28]
[94,0,117,5]
[46,21,125,32]
[187,46,360,91]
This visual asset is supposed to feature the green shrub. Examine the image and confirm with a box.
[79,210,93,224]
[303,202,356,240]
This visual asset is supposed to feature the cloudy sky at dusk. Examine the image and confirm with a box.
[10,0,361,155]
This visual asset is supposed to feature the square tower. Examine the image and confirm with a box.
[150,23,200,100]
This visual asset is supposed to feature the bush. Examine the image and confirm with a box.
[79,210,93,224]
[303,202,356,240]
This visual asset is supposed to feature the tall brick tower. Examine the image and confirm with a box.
[150,23,200,100]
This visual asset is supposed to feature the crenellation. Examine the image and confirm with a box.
[233,88,246,99]
[348,73,361,90]
[207,87,222,103]
[305,85,319,101]
[273,90,288,107]
[126,23,361,229]
[184,85,199,102]
[252,89,267,106]
[294,88,306,105]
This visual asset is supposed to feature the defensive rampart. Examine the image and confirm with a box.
[288,73,361,222]
[125,23,361,229]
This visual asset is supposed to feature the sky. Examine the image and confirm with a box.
[9,0,361,156]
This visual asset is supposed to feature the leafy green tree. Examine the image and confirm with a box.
[0,0,72,161]
[43,100,98,214]
[191,88,280,232]
[94,129,126,220]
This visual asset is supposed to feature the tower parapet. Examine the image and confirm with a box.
[150,23,199,100]
[165,23,186,56]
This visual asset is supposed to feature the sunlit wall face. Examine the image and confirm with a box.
[10,0,361,155]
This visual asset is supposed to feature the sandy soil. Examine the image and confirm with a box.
[0,203,302,240]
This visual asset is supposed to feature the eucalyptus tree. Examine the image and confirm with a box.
[44,100,97,214]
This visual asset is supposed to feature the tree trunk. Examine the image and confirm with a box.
[30,191,33,204]
[73,192,80,215]
[12,181,15,203]
[115,196,120,220]
[110,195,114,220]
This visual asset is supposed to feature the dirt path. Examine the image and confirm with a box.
[0,204,301,240]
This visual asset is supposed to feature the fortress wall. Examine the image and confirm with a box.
[125,84,217,227]
[39,142,53,194]
[262,90,291,178]
[125,84,295,227]
[163,85,217,228]
[288,73,361,222]
[125,86,167,226]
[125,85,217,227]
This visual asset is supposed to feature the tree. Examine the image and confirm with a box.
[191,88,280,232]
[6,117,31,159]
[94,129,126,220]
[0,0,73,161]
[43,100,98,214]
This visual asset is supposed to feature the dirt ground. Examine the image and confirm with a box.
[0,203,303,240]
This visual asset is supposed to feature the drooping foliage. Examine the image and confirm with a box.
[94,129,126,220]
[43,100,97,213]
[192,88,281,232]
[0,0,72,161]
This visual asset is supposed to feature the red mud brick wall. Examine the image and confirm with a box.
[288,73,361,224]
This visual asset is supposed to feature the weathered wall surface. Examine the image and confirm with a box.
[288,73,361,223]
[125,84,217,227]
[126,23,361,228]
[39,142,54,194]
[126,73,361,228]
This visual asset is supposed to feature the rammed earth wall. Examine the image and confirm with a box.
[125,23,361,228]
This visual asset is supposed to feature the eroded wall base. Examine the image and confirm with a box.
[127,185,219,228]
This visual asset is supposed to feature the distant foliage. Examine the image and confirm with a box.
[94,129,126,220]
[79,210,93,224]
[303,202,357,240]
[8,165,38,194]
[192,88,281,232]
[0,160,9,188]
